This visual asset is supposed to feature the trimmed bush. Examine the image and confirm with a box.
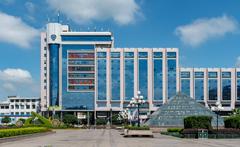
[224,115,240,129]
[1,116,11,124]
[124,125,150,130]
[96,118,107,125]
[167,128,183,133]
[0,127,50,138]
[63,114,78,125]
[24,112,52,128]
[184,116,212,129]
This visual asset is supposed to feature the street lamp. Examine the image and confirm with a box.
[211,101,224,138]
[129,91,145,127]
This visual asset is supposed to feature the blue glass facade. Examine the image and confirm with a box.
[153,59,163,100]
[97,58,107,100]
[195,79,204,101]
[61,35,112,42]
[62,45,95,110]
[181,79,190,96]
[222,79,231,100]
[111,53,120,101]
[124,56,134,101]
[139,52,148,100]
[208,79,218,100]
[167,59,176,99]
[49,44,59,106]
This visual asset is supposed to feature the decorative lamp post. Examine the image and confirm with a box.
[129,91,145,127]
[211,101,224,138]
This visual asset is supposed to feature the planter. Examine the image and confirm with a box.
[124,129,153,137]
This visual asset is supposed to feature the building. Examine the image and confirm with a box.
[0,96,40,124]
[41,22,239,122]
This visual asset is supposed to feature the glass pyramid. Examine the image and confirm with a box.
[146,93,224,127]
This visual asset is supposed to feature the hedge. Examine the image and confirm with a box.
[0,127,50,138]
[184,116,212,129]
[224,115,240,129]
[167,128,183,133]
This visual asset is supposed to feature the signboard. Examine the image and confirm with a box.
[77,112,86,119]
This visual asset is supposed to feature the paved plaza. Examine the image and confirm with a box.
[1,129,240,147]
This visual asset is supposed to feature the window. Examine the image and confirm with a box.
[208,72,217,78]
[181,72,190,78]
[1,106,4,109]
[16,100,19,102]
[16,112,19,115]
[20,105,24,109]
[32,99,35,102]
[5,106,9,109]
[44,54,47,57]
[26,105,30,109]
[10,100,14,102]
[15,105,19,109]
[222,72,231,78]
[21,112,24,115]
[26,99,30,102]
[32,105,36,109]
[11,112,14,115]
[138,52,148,58]
[26,112,30,115]
[11,105,14,109]
[167,52,176,58]
[124,52,134,58]
[153,52,162,58]
[21,99,24,102]
[195,72,204,78]
[97,52,106,58]
[111,52,120,58]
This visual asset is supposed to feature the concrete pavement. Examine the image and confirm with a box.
[1,129,240,147]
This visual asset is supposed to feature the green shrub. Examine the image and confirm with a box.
[24,112,52,128]
[52,119,61,128]
[111,114,122,125]
[0,127,50,138]
[167,128,183,133]
[124,125,150,130]
[1,116,11,124]
[96,118,107,125]
[63,114,78,125]
[184,116,212,129]
[15,120,23,127]
[18,118,26,124]
[224,115,240,129]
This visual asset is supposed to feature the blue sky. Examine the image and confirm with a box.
[0,0,240,99]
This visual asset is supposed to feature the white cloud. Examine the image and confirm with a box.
[46,0,141,25]
[0,12,39,48]
[0,68,32,83]
[236,56,240,67]
[0,68,39,99]
[175,15,238,47]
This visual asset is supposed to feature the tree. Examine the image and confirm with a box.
[1,116,11,124]
[63,114,78,125]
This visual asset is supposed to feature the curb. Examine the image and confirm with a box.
[0,131,56,144]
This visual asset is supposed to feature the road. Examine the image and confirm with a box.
[1,129,240,147]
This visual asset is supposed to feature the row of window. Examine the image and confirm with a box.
[68,53,95,59]
[10,105,36,109]
[68,79,95,85]
[181,71,233,79]
[10,99,37,103]
[97,52,176,58]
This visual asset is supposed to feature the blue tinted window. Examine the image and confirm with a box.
[62,35,112,41]
[181,72,190,78]
[195,79,204,101]
[154,59,162,100]
[111,59,120,100]
[237,79,240,100]
[167,59,176,98]
[208,79,218,100]
[125,59,134,100]
[49,44,59,106]
[98,59,107,100]
[222,72,231,78]
[167,52,176,58]
[181,79,190,96]
[68,60,94,65]
[222,79,231,100]
[124,52,134,58]
[208,72,218,78]
[69,73,94,78]
[111,52,120,58]
[139,59,148,100]
[62,45,95,110]
[97,52,106,58]
[138,52,148,58]
[153,52,162,58]
[194,72,204,78]
[237,72,240,78]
